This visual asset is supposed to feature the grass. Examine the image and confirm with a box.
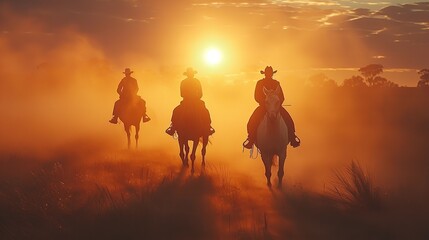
[0,150,272,240]
[273,185,392,240]
[1,150,429,239]
[328,160,381,211]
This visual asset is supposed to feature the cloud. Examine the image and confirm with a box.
[1,0,428,70]
[353,8,372,15]
[272,0,341,7]
[376,4,429,23]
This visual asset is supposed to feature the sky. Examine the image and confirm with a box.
[0,0,428,84]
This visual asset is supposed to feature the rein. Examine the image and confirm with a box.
[172,132,178,140]
[243,144,260,159]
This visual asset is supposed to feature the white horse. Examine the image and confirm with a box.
[256,86,289,188]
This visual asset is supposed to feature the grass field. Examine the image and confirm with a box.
[1,87,429,239]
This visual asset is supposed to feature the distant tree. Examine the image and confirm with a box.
[308,73,338,87]
[342,75,367,87]
[417,69,429,87]
[358,64,398,87]
[358,64,383,86]
[384,80,399,87]
[372,76,399,87]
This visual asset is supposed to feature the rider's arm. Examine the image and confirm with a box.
[254,81,264,105]
[278,82,285,104]
[117,79,124,95]
[133,78,139,95]
[180,80,185,98]
[196,80,203,99]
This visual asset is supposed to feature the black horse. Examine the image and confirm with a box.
[118,97,148,149]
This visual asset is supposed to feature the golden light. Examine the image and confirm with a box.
[204,48,222,65]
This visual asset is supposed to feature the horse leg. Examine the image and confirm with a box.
[190,140,198,174]
[277,150,287,189]
[261,153,273,187]
[184,141,190,167]
[178,137,187,167]
[201,136,208,168]
[124,124,131,149]
[135,124,140,149]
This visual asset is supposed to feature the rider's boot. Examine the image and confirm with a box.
[143,114,151,123]
[243,135,255,149]
[290,133,301,148]
[109,116,118,124]
[209,126,215,135]
[165,124,176,136]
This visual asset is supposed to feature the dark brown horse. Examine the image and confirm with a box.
[118,97,148,149]
[175,106,210,173]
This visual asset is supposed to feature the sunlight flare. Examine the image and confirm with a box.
[204,48,222,65]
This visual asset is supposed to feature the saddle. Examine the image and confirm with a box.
[175,101,210,135]
[119,95,147,118]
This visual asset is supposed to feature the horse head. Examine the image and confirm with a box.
[263,86,281,121]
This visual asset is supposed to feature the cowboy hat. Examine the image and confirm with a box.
[260,66,278,75]
[123,68,133,74]
[183,67,198,76]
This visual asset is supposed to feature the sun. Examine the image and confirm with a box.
[204,48,222,65]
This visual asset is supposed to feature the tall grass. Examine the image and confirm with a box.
[0,153,272,240]
[328,161,381,211]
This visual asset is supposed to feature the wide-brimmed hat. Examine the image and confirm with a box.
[123,68,133,74]
[183,67,197,76]
[260,66,277,75]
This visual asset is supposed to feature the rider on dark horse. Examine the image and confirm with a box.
[243,66,300,149]
[166,67,215,136]
[109,68,150,124]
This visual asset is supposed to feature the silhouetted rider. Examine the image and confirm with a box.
[109,68,150,124]
[243,66,300,149]
[166,67,215,136]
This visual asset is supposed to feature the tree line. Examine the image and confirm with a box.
[308,64,429,88]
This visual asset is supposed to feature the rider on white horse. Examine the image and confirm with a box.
[109,68,150,124]
[165,67,215,136]
[243,66,300,149]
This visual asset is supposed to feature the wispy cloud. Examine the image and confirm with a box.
[1,0,428,69]
[272,0,341,7]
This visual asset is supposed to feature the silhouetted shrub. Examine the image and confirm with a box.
[328,161,381,211]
